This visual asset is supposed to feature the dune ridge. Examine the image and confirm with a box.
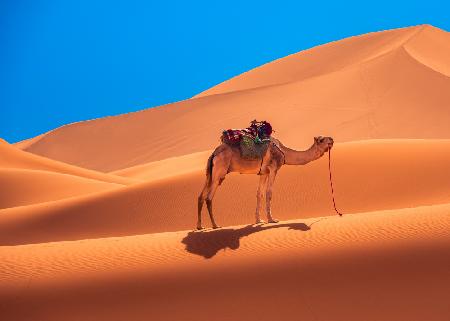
[0,139,134,209]
[194,25,426,97]
[0,139,134,185]
[0,168,123,209]
[111,150,210,181]
[14,25,450,172]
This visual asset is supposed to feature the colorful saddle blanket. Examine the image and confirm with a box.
[221,120,273,160]
[221,120,272,145]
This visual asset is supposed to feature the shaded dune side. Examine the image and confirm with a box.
[0,169,123,209]
[0,140,449,245]
[0,139,134,185]
[0,204,449,321]
[17,26,450,172]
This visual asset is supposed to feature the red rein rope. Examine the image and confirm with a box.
[328,149,343,216]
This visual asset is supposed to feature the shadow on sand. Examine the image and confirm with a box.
[181,222,311,259]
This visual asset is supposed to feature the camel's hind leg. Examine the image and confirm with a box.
[197,172,222,230]
[205,169,226,229]
[197,182,209,230]
[197,150,230,230]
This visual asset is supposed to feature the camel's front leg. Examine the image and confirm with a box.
[265,170,279,223]
[255,174,268,224]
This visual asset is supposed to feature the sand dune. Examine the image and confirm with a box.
[0,139,134,185]
[195,24,450,96]
[1,203,449,321]
[1,139,449,245]
[0,168,123,209]
[15,25,450,171]
[0,139,131,209]
[195,25,426,96]
[2,25,450,321]
[12,134,46,150]
[111,150,209,181]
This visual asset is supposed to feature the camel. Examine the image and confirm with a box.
[197,135,334,229]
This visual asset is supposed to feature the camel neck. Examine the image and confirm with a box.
[281,144,322,165]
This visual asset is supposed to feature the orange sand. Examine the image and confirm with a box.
[1,139,449,245]
[15,25,450,172]
[0,168,122,209]
[1,205,449,321]
[1,25,450,321]
[0,139,133,185]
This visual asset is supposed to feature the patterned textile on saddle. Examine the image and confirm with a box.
[221,120,273,160]
[239,135,270,159]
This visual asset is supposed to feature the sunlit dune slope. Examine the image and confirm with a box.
[0,139,134,185]
[16,25,450,171]
[1,139,449,245]
[194,24,427,96]
[0,169,123,209]
[111,150,209,181]
[1,203,449,321]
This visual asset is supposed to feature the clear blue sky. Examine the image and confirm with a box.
[1,0,449,143]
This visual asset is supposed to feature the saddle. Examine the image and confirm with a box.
[221,120,273,160]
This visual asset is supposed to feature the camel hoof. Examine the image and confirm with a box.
[255,220,266,225]
[212,225,221,229]
[196,226,205,230]
[268,219,279,224]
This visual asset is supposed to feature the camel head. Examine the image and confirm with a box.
[314,136,334,153]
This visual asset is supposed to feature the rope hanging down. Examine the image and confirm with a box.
[328,149,343,216]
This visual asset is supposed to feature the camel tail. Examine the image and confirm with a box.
[205,153,215,185]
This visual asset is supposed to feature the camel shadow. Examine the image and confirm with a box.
[181,222,310,259]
